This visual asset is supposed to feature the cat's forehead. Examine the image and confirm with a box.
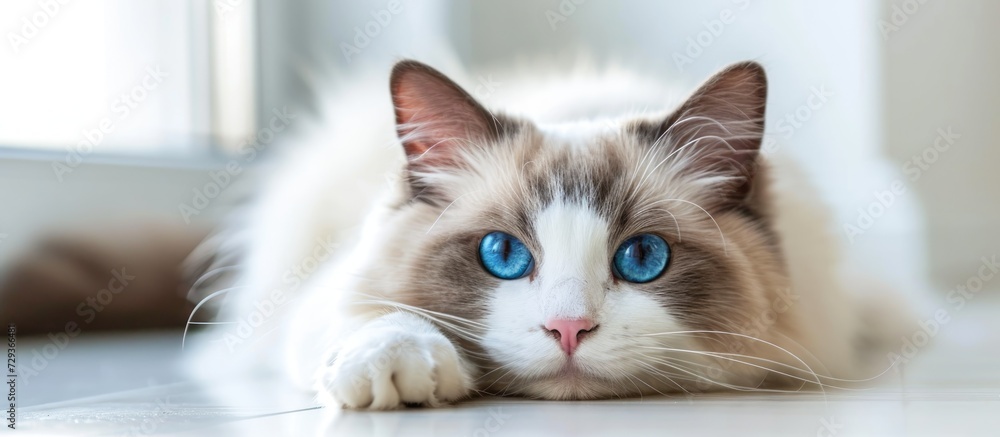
[464,118,720,246]
[466,122,655,239]
[524,125,632,212]
[535,119,624,150]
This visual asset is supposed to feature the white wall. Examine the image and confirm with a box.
[0,157,232,267]
[882,0,1000,288]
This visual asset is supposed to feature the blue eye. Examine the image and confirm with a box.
[479,231,535,280]
[612,234,670,283]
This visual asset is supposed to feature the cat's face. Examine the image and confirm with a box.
[381,61,790,398]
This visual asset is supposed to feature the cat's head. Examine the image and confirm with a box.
[379,60,791,398]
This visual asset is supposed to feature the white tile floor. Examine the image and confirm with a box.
[12,294,1000,436]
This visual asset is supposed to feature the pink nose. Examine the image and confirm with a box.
[544,318,596,355]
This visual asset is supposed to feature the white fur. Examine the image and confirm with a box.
[186,60,918,408]
[533,201,609,318]
[316,312,474,408]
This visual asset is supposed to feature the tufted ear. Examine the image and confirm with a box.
[390,60,508,168]
[657,61,768,201]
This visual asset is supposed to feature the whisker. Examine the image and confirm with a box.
[351,295,488,328]
[187,265,241,297]
[641,346,829,389]
[426,191,477,235]
[640,329,827,401]
[630,360,690,395]
[182,286,248,350]
[641,329,896,385]
[635,198,728,255]
[640,353,810,394]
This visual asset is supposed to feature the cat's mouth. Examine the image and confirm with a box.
[512,364,626,400]
[555,361,584,377]
[543,356,612,382]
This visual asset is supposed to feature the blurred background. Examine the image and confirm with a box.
[1,0,998,330]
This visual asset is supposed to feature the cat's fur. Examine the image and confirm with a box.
[186,60,904,409]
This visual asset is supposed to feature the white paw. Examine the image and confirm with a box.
[316,317,473,409]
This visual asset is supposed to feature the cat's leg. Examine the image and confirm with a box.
[315,311,476,409]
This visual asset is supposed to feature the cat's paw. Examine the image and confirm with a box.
[316,316,473,409]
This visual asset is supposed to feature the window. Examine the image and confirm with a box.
[0,0,256,158]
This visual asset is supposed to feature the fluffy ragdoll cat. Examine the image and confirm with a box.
[186,59,907,409]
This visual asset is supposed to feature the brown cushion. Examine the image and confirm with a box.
[0,222,207,335]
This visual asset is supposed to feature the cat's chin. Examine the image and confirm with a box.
[491,361,645,400]
[507,373,635,400]
[481,350,657,399]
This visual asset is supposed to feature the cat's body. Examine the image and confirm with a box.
[187,60,907,408]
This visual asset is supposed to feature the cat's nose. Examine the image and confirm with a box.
[544,318,596,355]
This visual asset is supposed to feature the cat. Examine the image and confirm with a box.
[185,59,910,409]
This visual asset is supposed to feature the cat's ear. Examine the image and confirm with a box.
[658,61,768,200]
[390,60,506,167]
